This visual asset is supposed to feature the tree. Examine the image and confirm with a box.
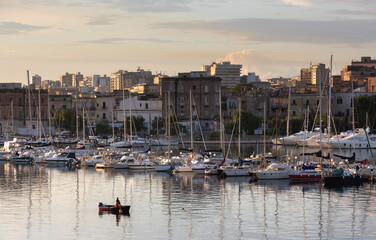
[355,95,376,131]
[96,121,112,135]
[226,109,261,135]
[231,83,253,95]
[126,116,146,135]
[53,109,81,134]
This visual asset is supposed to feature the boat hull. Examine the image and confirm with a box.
[98,203,130,214]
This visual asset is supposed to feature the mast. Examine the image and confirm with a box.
[11,99,14,133]
[38,87,42,139]
[219,89,223,153]
[111,96,115,140]
[238,97,241,158]
[82,100,85,141]
[122,77,126,142]
[286,85,291,136]
[190,90,193,150]
[351,79,355,153]
[328,55,332,136]
[319,70,322,152]
[129,91,132,141]
[27,71,32,137]
[75,78,79,140]
[47,88,52,140]
[263,101,266,161]
[168,91,171,161]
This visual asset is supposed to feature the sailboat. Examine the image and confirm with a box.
[155,92,174,172]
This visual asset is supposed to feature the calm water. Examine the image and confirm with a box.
[1,159,376,240]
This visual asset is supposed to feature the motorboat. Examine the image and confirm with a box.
[288,169,322,181]
[128,159,154,170]
[45,152,78,166]
[113,155,137,169]
[276,130,319,146]
[255,163,292,180]
[219,165,251,177]
[81,155,105,167]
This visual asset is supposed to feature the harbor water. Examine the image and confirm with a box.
[1,145,376,239]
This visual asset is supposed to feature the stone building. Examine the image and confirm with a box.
[161,76,221,131]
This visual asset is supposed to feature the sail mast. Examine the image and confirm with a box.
[27,70,33,137]
[328,55,332,136]
[190,90,193,150]
[286,86,291,137]
[238,97,241,158]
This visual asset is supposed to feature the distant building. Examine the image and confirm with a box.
[32,75,42,88]
[202,61,242,88]
[130,83,160,96]
[42,80,60,89]
[0,83,22,89]
[300,63,329,85]
[60,72,83,87]
[162,75,221,131]
[110,68,154,92]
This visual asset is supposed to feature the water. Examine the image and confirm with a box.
[1,160,376,240]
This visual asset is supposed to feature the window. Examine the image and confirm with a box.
[33,110,36,117]
[292,99,296,105]
[103,113,106,119]
[32,125,36,129]
[103,102,106,109]
[192,85,196,91]
[292,111,296,116]
[317,100,319,105]
[10,97,13,104]
[52,105,55,110]
[145,103,148,109]
[18,110,22,118]
[10,110,12,117]
[41,98,44,104]
[204,97,209,105]
[337,98,342,104]
[63,105,66,109]
[306,99,310,106]
[205,85,208,93]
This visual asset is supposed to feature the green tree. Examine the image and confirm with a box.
[126,116,146,134]
[355,95,376,130]
[226,109,261,135]
[53,109,81,134]
[96,121,112,135]
[231,83,253,95]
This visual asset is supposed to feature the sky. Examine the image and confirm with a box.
[1,0,376,83]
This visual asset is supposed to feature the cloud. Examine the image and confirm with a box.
[86,16,116,26]
[78,37,181,44]
[282,0,311,7]
[0,21,49,35]
[155,18,376,45]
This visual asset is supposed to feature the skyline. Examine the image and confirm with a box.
[1,0,376,83]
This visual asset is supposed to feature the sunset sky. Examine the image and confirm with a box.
[1,0,375,83]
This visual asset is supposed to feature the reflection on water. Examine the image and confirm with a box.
[1,161,376,239]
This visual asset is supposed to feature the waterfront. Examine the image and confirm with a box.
[1,144,376,240]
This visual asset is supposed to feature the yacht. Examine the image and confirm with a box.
[128,159,154,170]
[255,163,292,180]
[276,130,319,146]
[45,152,78,166]
[81,155,105,167]
[113,155,137,169]
[327,132,376,149]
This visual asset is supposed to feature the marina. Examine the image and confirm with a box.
[1,142,376,239]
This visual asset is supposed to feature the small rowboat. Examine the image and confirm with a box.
[98,202,130,214]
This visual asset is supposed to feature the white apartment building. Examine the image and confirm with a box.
[202,61,242,88]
